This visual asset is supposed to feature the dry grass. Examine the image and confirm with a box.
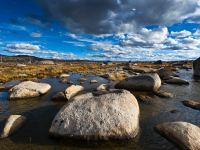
[0,61,192,83]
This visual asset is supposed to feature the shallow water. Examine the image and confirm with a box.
[0,70,199,150]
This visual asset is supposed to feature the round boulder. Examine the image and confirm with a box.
[49,90,140,140]
[9,81,51,100]
[115,73,161,92]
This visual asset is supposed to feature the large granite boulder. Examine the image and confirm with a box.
[193,57,200,76]
[115,73,161,92]
[9,81,51,100]
[49,90,140,140]
[1,115,26,138]
[155,121,200,150]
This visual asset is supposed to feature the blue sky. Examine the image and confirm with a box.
[0,0,200,61]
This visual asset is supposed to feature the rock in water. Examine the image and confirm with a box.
[1,115,26,138]
[182,100,200,110]
[165,77,189,85]
[65,85,84,100]
[193,57,200,76]
[155,121,200,150]
[115,73,161,92]
[52,92,67,101]
[9,81,51,100]
[49,90,140,140]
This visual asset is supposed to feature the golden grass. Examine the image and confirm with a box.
[0,61,192,83]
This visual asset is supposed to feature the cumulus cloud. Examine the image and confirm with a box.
[4,43,76,59]
[38,0,200,34]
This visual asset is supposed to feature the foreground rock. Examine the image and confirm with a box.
[193,57,200,76]
[182,100,200,110]
[165,77,189,85]
[65,85,84,100]
[1,115,26,138]
[155,121,200,150]
[9,81,51,100]
[115,73,161,92]
[49,90,140,140]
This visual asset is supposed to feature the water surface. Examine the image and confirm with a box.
[0,71,199,150]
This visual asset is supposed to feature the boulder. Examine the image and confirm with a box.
[52,92,67,101]
[156,68,174,80]
[65,85,84,100]
[182,100,200,110]
[1,115,26,138]
[193,57,200,76]
[165,77,189,85]
[155,121,200,150]
[9,81,51,100]
[115,73,161,92]
[49,90,140,140]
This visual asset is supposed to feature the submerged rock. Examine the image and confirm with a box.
[155,121,200,150]
[154,90,173,98]
[182,100,200,110]
[52,92,67,101]
[138,95,154,104]
[65,85,84,100]
[193,57,200,76]
[115,73,161,92]
[49,90,140,140]
[9,81,51,100]
[1,115,26,138]
[165,77,189,85]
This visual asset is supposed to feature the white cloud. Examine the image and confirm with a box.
[30,32,42,38]
[171,30,192,38]
[4,42,76,60]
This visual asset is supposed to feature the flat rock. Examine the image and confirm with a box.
[138,95,154,104]
[1,115,26,138]
[9,81,51,100]
[182,100,200,110]
[115,73,161,92]
[155,121,200,150]
[60,73,70,78]
[65,85,84,100]
[165,77,189,85]
[49,90,140,140]
[154,90,173,98]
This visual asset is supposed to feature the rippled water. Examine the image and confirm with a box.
[0,70,199,150]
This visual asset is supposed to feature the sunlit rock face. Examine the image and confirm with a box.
[9,81,51,100]
[49,90,140,140]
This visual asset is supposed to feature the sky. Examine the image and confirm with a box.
[0,0,200,61]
